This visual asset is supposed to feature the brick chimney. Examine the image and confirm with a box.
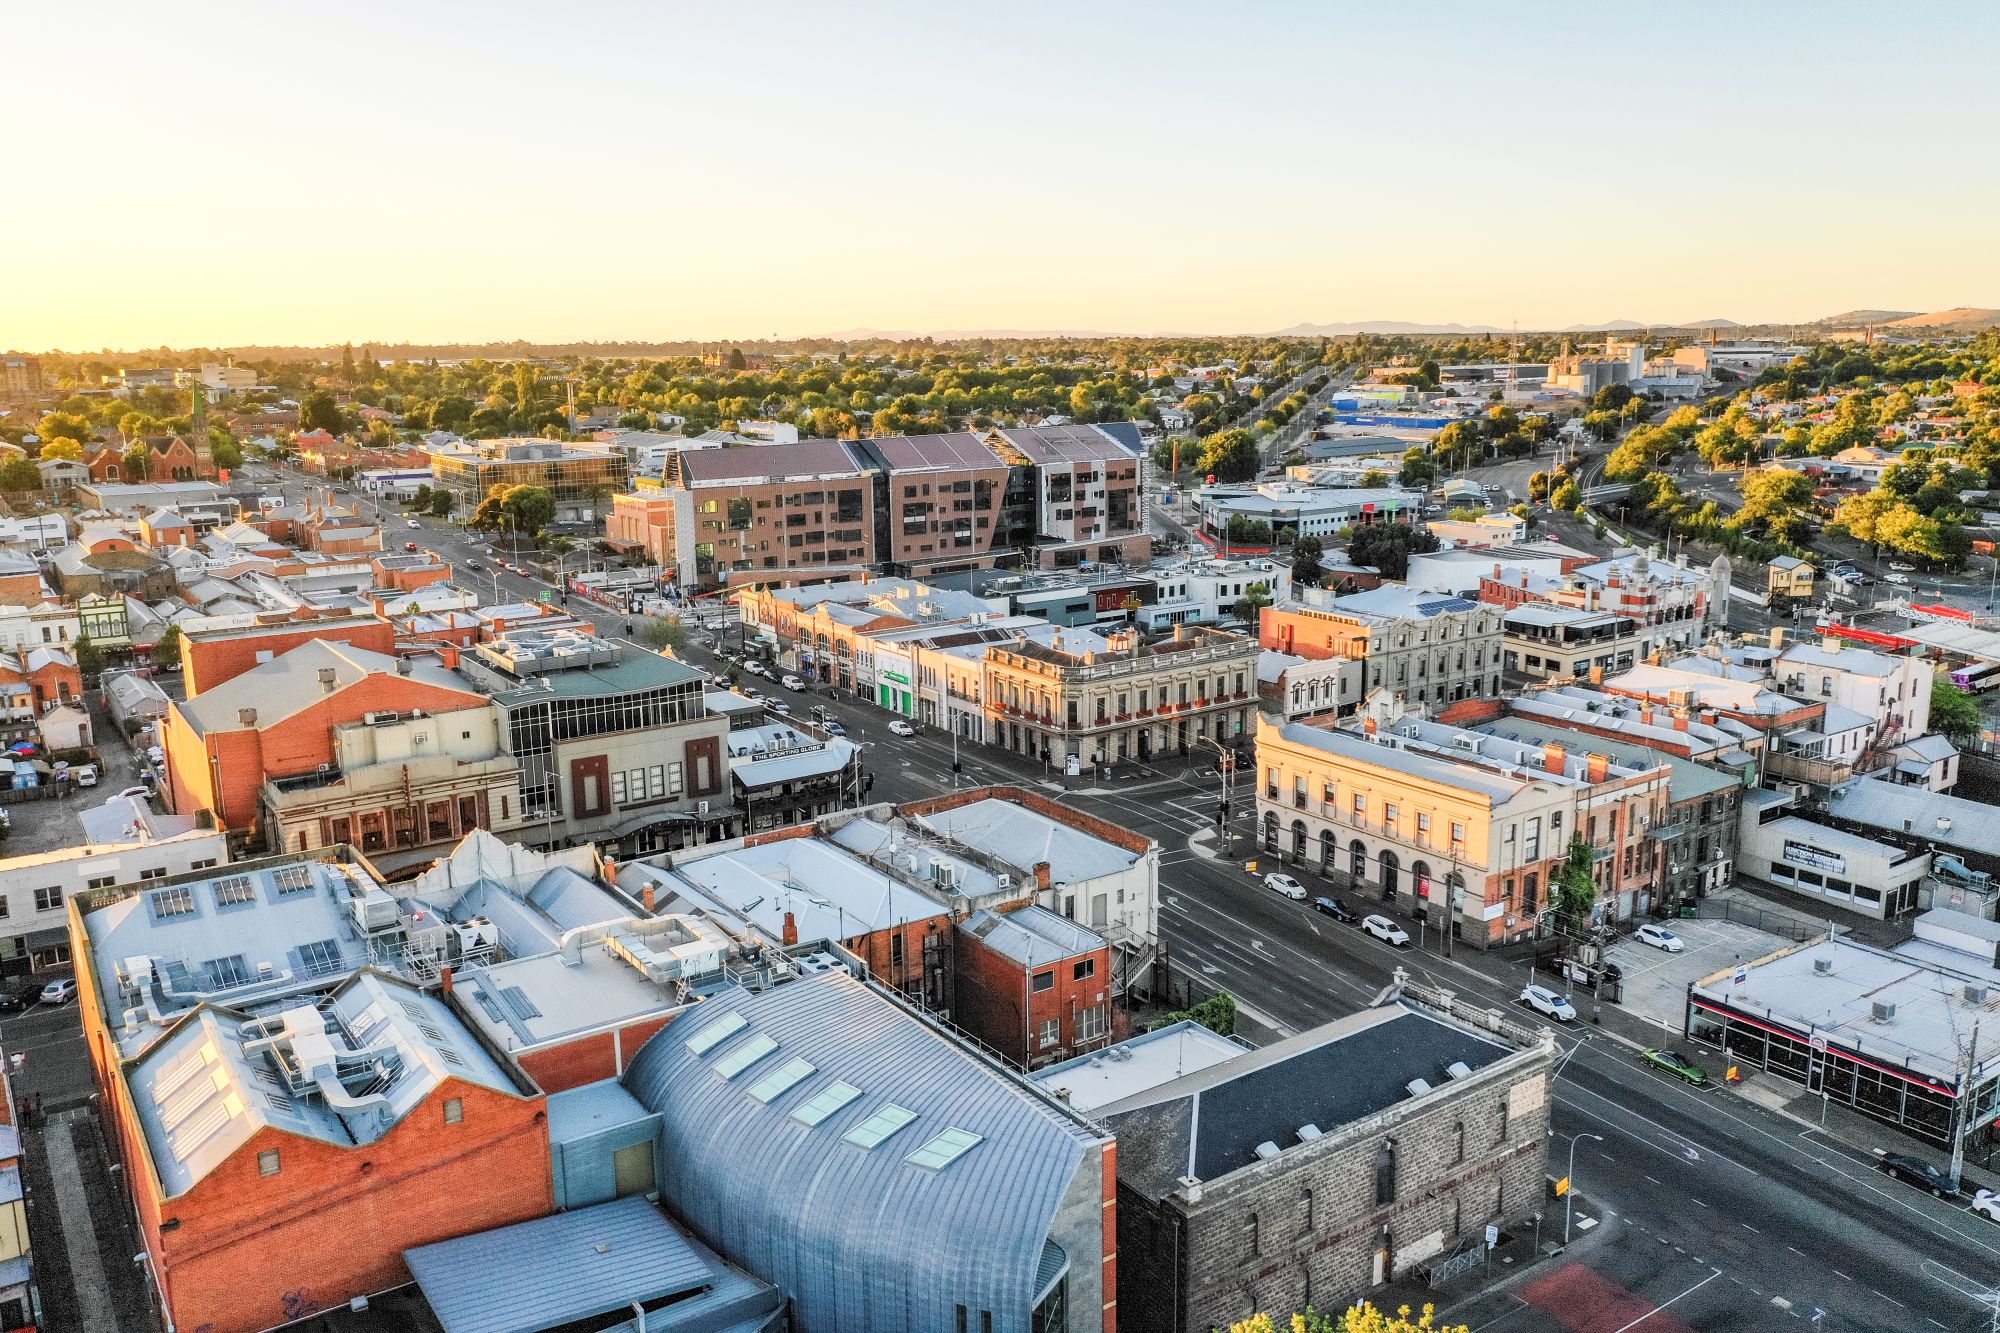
[641,883,657,914]
[1588,665,1604,685]
[782,911,798,947]
[1364,716,1378,737]
[439,965,454,995]
[1585,753,1609,783]
[1035,862,1052,892]
[1672,713,1690,732]
[1699,708,1718,727]
[1543,742,1566,774]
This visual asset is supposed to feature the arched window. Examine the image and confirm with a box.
[1374,1142,1397,1206]
[1262,811,1278,852]
[1379,850,1400,897]
[1291,820,1307,858]
[1350,839,1367,880]
[1320,830,1336,870]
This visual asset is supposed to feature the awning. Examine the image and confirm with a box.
[24,927,66,949]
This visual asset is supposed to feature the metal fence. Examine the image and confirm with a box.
[1695,896,1827,942]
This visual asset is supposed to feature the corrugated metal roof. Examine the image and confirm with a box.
[622,970,1099,1333]
[404,1197,712,1333]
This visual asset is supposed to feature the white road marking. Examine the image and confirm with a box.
[1606,1268,1723,1333]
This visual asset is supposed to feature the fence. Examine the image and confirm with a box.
[1695,896,1828,942]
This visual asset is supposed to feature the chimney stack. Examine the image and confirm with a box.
[1364,716,1378,737]
[318,667,338,694]
[1585,753,1609,783]
[439,965,454,996]
[1699,708,1717,726]
[1589,665,1604,685]
[782,910,798,947]
[642,883,657,914]
[1542,742,1567,774]
[237,707,257,728]
[396,657,412,676]
[1673,713,1690,732]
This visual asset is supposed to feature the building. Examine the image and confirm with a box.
[619,966,1116,1333]
[955,904,1116,1069]
[853,431,1016,575]
[1255,695,1673,944]
[455,630,734,853]
[726,716,864,833]
[1427,512,1527,547]
[72,855,557,1333]
[1774,634,1933,752]
[426,437,629,523]
[1078,979,1555,1332]
[664,440,875,589]
[1137,555,1292,632]
[1478,550,1724,662]
[0,354,41,401]
[1405,543,1592,597]
[1767,555,1816,600]
[1500,605,1639,680]
[987,422,1151,569]
[176,608,397,694]
[1260,584,1504,713]
[1195,483,1424,542]
[983,623,1261,768]
[1735,797,1929,919]
[1686,934,1998,1149]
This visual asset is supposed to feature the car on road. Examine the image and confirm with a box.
[73,763,98,788]
[1264,872,1307,901]
[823,720,847,736]
[1313,895,1357,922]
[1639,1048,1707,1085]
[1888,561,1915,572]
[464,560,481,572]
[1361,914,1410,947]
[888,719,916,737]
[770,701,792,716]
[38,978,76,1005]
[1634,923,1685,952]
[1878,1152,1957,1198]
[1972,1188,2000,1224]
[739,686,764,701]
[406,518,421,528]
[1519,984,1577,1022]
[1885,573,1911,585]
[780,674,805,691]
[743,661,769,677]
[405,541,420,552]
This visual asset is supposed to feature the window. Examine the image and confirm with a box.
[713,1033,778,1079]
[258,1149,281,1177]
[1451,821,1465,845]
[842,1103,917,1149]
[907,1127,984,1170]
[611,770,627,805]
[1244,1212,1260,1259]
[1298,1188,1315,1236]
[1353,793,1366,815]
[1497,1100,1510,1144]
[271,865,315,896]
[1453,1121,1466,1164]
[150,885,195,918]
[686,1011,747,1054]
[666,762,684,796]
[298,939,343,976]
[85,875,115,890]
[443,1097,463,1125]
[791,1080,862,1126]
[206,955,249,988]
[139,868,168,882]
[748,1057,816,1104]
[1038,1018,1060,1048]
[1077,1003,1108,1042]
[1374,1141,1397,1205]
[1073,958,1095,982]
[32,887,59,913]
[1032,970,1054,993]
[213,876,256,907]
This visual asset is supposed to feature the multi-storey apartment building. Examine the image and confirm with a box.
[852,432,1015,575]
[1255,693,1672,945]
[425,436,628,522]
[1479,550,1725,661]
[988,423,1151,568]
[1501,604,1640,680]
[663,440,875,589]
[984,623,1261,768]
[1260,584,1503,714]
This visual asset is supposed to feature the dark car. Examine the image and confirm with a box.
[0,982,32,1013]
[1312,896,1357,923]
[1878,1152,1957,1197]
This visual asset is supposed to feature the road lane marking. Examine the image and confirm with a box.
[1607,1268,1722,1333]
[1691,1198,1708,1208]
[1738,1222,1758,1233]
[1872,1290,1905,1308]
[1832,1271,1851,1281]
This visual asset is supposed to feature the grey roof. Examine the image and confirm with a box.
[404,1197,783,1333]
[992,423,1140,464]
[1779,641,1902,678]
[621,969,1102,1333]
[1828,777,2000,857]
[175,639,476,736]
[677,440,864,484]
[1474,719,1737,803]
[547,1080,655,1149]
[962,905,1105,968]
[1893,734,1960,764]
[915,795,1144,883]
[669,831,958,944]
[1098,1004,1513,1199]
[1275,721,1525,802]
[1030,1021,1250,1113]
[857,432,1008,473]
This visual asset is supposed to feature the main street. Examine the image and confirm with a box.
[259,461,2000,1329]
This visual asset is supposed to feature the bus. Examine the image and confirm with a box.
[1948,662,2000,694]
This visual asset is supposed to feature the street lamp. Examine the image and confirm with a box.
[1557,1131,1605,1243]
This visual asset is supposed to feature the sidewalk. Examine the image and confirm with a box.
[27,1107,158,1333]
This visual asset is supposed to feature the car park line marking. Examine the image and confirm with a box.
[1786,1246,1805,1256]
[1738,1222,1758,1233]
[1691,1198,1708,1208]
[1832,1271,1851,1281]
[1872,1290,1905,1308]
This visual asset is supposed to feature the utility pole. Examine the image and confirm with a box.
[1952,1018,1981,1193]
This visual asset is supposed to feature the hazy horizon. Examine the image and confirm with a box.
[11,0,1999,351]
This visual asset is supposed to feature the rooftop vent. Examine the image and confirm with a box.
[1445,1061,1473,1080]
[1405,1078,1433,1098]
[1252,1140,1282,1161]
[1813,958,1834,976]
[1870,1000,1897,1023]
[1296,1123,1322,1142]
[1967,985,1989,1006]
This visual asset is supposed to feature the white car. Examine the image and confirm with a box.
[743,661,769,677]
[1884,573,1911,586]
[1888,561,1915,572]
[1635,923,1685,953]
[888,720,916,737]
[770,701,792,716]
[1973,1188,2000,1224]
[780,674,805,691]
[1520,984,1578,1022]
[406,518,421,528]
[1362,914,1411,947]
[1264,872,1307,901]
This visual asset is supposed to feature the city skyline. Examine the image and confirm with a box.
[10,0,2000,350]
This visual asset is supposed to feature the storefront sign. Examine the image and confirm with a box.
[1782,840,1845,876]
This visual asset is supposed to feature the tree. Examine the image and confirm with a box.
[37,437,84,462]
[1233,581,1274,624]
[0,458,39,492]
[1550,479,1581,511]
[1734,469,1818,544]
[429,489,454,518]
[1344,522,1440,581]
[1932,679,1984,744]
[1553,833,1597,926]
[503,484,555,537]
[1196,428,1259,484]
[1228,1301,1468,1333]
[299,390,345,436]
[1149,989,1236,1036]
[1291,534,1325,587]
[123,444,153,481]
[74,635,105,679]
[150,624,183,671]
[211,437,243,471]
[34,411,93,448]
[726,347,748,371]
[638,618,688,653]
[1528,471,1552,502]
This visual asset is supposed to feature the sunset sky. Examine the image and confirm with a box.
[11,0,1998,350]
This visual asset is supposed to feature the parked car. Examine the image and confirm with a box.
[37,978,76,1005]
[73,764,98,788]
[1885,573,1911,586]
[770,701,792,716]
[1264,872,1307,901]
[1972,1188,2000,1224]
[0,982,33,1013]
[1362,914,1411,947]
[1878,1152,1957,1198]
[780,674,805,691]
[743,661,769,677]
[1639,1048,1707,1085]
[888,720,916,737]
[824,720,847,736]
[1520,984,1577,1022]
[1888,561,1915,572]
[406,518,422,529]
[1635,923,1685,953]
[1312,895,1357,922]
[404,541,420,552]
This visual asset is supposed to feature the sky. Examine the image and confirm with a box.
[10,0,2000,350]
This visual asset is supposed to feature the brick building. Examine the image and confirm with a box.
[176,607,397,695]
[956,903,1115,1068]
[1057,981,1554,1332]
[1260,584,1503,715]
[666,440,876,589]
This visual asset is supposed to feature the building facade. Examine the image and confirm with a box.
[426,437,629,523]
[1260,585,1504,713]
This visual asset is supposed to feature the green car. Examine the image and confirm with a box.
[1640,1049,1707,1086]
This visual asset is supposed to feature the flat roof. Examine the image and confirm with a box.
[857,432,1008,473]
[915,796,1146,883]
[1029,1020,1248,1113]
[677,440,863,484]
[1273,721,1526,802]
[667,832,953,945]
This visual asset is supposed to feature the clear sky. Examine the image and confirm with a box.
[11,0,1999,350]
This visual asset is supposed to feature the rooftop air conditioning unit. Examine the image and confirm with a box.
[1813,958,1834,976]
[933,863,958,890]
[1871,1000,1896,1023]
[1966,985,1989,1006]
[1405,1078,1433,1097]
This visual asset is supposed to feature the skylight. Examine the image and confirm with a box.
[685,1011,746,1055]
[842,1103,917,1149]
[271,865,316,895]
[747,1057,815,1104]
[713,1033,778,1079]
[212,876,256,907]
[906,1127,984,1170]
[790,1080,862,1127]
[151,885,197,919]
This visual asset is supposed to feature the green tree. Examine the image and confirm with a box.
[1196,428,1259,483]
[1932,679,1984,744]
[1734,469,1818,544]
[123,444,152,481]
[1528,471,1552,502]
[74,635,105,679]
[1149,989,1237,1037]
[299,390,345,436]
[1232,581,1274,623]
[429,489,454,518]
[37,437,84,462]
[1551,479,1581,511]
[726,347,748,371]
[638,618,688,653]
[35,411,94,448]
[211,437,243,471]
[502,484,555,537]
[1553,833,1597,926]
[150,624,183,671]
[1291,534,1325,587]
[0,458,39,492]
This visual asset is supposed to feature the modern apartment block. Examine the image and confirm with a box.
[851,432,1015,575]
[664,440,876,589]
[425,437,629,523]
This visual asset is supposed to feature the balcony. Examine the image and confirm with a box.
[1765,750,1856,788]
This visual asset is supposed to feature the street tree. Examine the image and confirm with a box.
[1932,680,1984,743]
[1196,428,1259,484]
[74,635,105,679]
[123,444,152,480]
[1291,534,1325,587]
[299,390,345,436]
[1232,581,1274,624]
[150,625,183,671]
[1554,833,1597,926]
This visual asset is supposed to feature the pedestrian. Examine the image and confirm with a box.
[624,623,633,637]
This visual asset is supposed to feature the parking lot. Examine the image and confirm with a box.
[1604,916,1804,1037]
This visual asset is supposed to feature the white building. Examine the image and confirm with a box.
[1195,483,1424,540]
[1136,556,1293,632]
[1775,635,1933,751]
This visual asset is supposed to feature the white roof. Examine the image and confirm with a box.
[666,833,952,945]
[916,796,1144,884]
[1030,1020,1247,1113]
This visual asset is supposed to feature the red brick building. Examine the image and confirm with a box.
[178,609,396,694]
[956,903,1116,1069]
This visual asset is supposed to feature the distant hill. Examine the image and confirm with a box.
[1880,307,2000,331]
[810,326,1142,341]
[1558,320,1647,333]
[1676,317,1742,330]
[1817,309,1919,326]
[1272,320,1511,336]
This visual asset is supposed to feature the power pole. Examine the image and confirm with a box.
[1952,1018,1981,1192]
